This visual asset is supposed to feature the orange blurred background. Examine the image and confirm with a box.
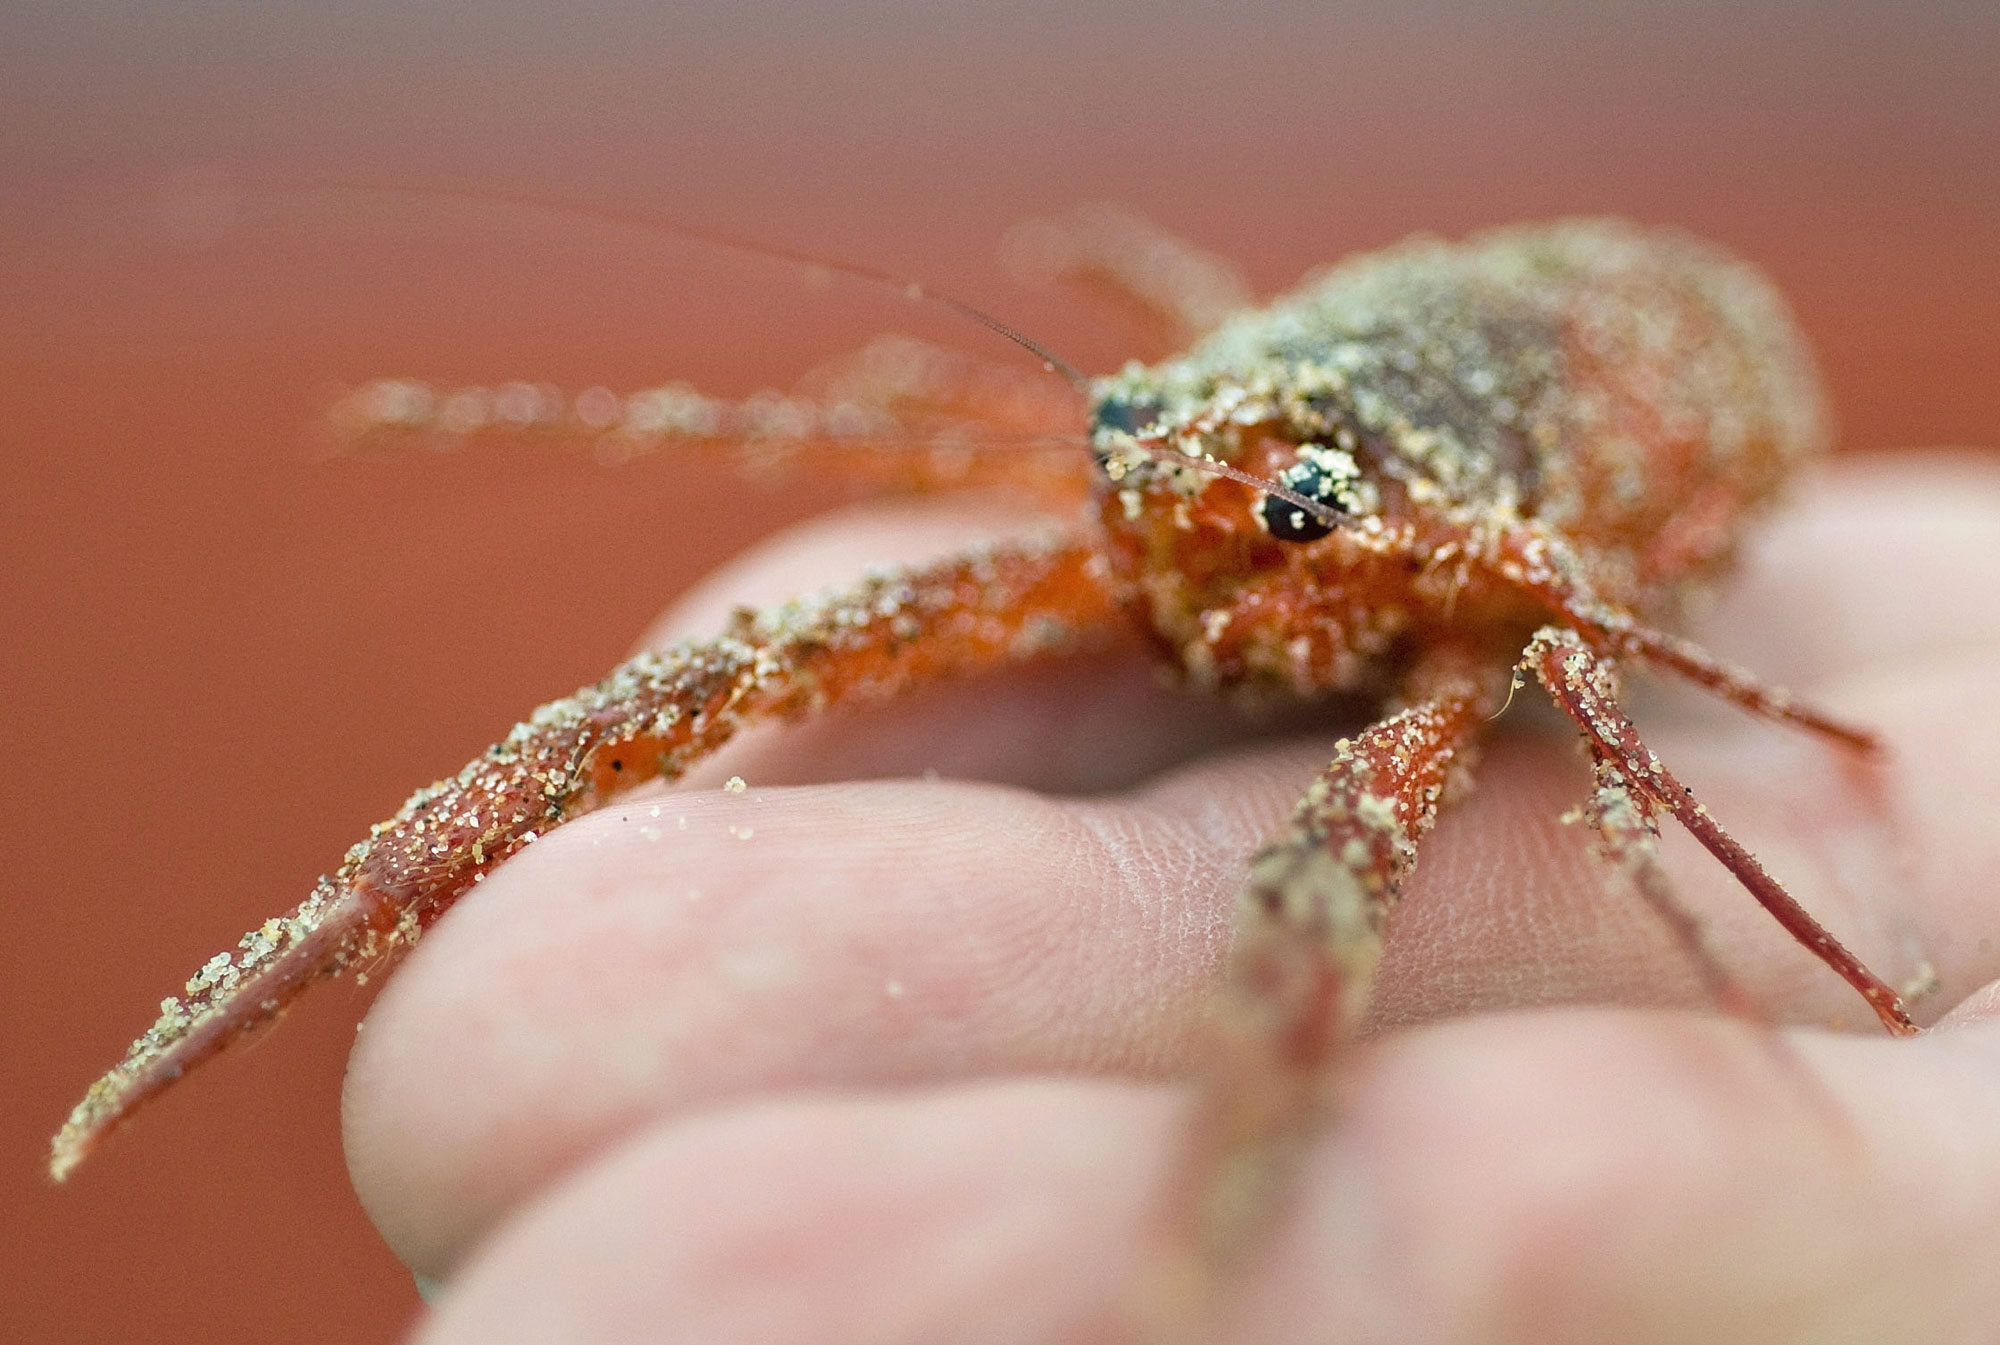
[3,2,1995,1340]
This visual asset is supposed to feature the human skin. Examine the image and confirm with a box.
[343,451,2000,1343]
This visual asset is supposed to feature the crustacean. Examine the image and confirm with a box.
[52,209,1919,1315]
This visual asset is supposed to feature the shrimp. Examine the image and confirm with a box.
[52,211,1916,1320]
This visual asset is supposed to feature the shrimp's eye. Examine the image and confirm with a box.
[1259,452,1356,543]
[1091,394,1163,437]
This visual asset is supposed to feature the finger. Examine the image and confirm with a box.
[343,740,1334,1276]
[1229,997,2000,1344]
[345,627,2000,1279]
[411,999,2000,1345]
[636,461,2000,1014]
[412,1080,1175,1345]
[658,467,2000,1025]
[1686,450,2000,686]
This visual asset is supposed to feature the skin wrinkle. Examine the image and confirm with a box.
[1057,808,1179,1058]
[1059,798,1242,1066]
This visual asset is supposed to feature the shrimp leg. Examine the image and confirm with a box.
[1520,625,1915,1035]
[1132,643,1504,1332]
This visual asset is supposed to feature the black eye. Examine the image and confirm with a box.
[1259,459,1346,542]
[1091,395,1163,438]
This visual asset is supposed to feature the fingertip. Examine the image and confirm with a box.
[1934,977,2000,1029]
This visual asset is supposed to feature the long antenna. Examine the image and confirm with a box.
[250,178,1092,395]
[242,179,1344,531]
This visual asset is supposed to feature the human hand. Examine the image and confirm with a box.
[343,452,2000,1343]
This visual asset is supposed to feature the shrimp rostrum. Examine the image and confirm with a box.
[53,217,1917,1283]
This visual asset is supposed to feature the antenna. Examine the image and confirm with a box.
[249,178,1092,395]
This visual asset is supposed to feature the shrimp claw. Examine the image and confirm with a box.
[52,531,1118,1180]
